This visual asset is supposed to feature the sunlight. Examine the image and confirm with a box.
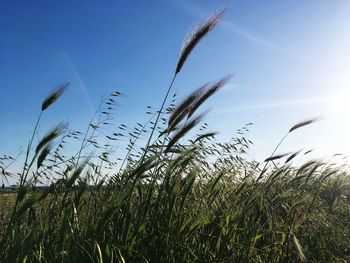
[323,83,350,158]
[319,0,350,157]
[328,87,350,119]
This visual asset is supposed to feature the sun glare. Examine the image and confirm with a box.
[329,88,350,118]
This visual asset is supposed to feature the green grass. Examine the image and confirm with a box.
[1,8,350,262]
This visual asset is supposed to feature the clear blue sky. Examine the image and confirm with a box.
[1,0,350,166]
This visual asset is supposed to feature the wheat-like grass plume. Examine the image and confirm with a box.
[289,117,319,133]
[175,8,227,75]
[187,75,232,119]
[259,117,320,180]
[35,123,67,154]
[285,150,302,164]
[165,110,209,153]
[167,84,208,133]
[37,143,52,169]
[140,8,226,163]
[264,152,291,162]
[42,82,69,111]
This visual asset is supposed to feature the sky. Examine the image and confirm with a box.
[1,0,350,173]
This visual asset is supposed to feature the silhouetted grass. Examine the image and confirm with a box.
[0,8,350,263]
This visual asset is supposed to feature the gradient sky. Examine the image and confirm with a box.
[1,0,350,169]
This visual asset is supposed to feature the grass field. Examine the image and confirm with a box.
[1,8,350,262]
[1,161,350,262]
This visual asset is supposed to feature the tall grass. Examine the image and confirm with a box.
[0,8,350,263]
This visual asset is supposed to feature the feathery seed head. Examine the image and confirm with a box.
[289,117,320,133]
[187,75,232,119]
[175,8,227,75]
[35,122,67,154]
[41,82,69,111]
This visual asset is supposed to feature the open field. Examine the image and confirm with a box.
[1,7,350,263]
[1,165,350,262]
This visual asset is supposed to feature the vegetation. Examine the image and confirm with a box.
[1,8,350,262]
